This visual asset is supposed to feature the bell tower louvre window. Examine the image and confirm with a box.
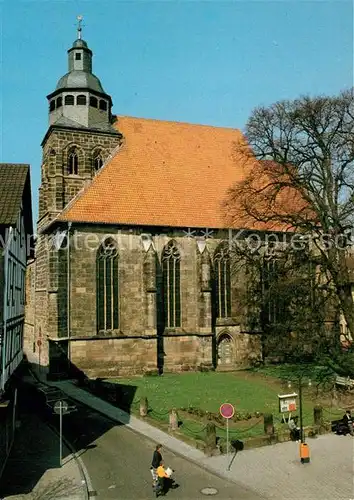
[65,95,74,105]
[77,94,87,105]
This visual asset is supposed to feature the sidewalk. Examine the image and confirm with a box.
[0,397,87,500]
[47,377,354,500]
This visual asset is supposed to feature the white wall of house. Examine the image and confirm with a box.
[0,206,27,392]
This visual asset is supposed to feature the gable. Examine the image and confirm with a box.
[0,163,33,239]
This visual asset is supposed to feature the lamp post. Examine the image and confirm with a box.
[288,376,312,462]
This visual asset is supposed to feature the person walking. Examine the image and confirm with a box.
[152,444,163,468]
[151,444,163,491]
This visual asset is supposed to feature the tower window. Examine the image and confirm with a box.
[56,97,62,108]
[99,100,107,111]
[93,152,103,172]
[75,52,82,60]
[65,95,74,105]
[96,240,119,332]
[90,96,98,108]
[68,147,79,175]
[77,95,87,106]
[49,100,55,112]
[162,241,181,328]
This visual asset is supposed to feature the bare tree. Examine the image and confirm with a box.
[225,90,354,350]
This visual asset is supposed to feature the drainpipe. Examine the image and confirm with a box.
[67,222,72,367]
[1,227,13,393]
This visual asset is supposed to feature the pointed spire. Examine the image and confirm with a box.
[76,15,83,40]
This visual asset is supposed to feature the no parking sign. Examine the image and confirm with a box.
[220,403,235,460]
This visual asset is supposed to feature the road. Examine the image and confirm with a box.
[56,402,266,500]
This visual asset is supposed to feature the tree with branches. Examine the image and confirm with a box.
[225,89,354,374]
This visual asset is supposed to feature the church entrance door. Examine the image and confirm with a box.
[217,334,233,365]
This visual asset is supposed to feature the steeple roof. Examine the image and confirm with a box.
[53,36,105,95]
[55,71,105,93]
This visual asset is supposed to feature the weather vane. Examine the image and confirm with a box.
[76,15,84,40]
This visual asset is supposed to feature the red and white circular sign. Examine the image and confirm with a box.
[219,403,235,419]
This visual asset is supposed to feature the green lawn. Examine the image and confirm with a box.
[108,370,344,441]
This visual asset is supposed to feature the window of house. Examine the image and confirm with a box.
[77,94,87,105]
[65,95,74,105]
[67,147,79,175]
[214,244,231,319]
[90,96,98,108]
[99,100,107,111]
[96,240,119,332]
[162,241,181,328]
[75,52,82,60]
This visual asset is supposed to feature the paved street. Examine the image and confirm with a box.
[57,403,264,499]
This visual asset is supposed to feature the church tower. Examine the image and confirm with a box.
[38,18,122,229]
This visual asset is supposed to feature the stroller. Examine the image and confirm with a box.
[151,466,176,497]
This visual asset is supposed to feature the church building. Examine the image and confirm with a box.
[25,25,265,379]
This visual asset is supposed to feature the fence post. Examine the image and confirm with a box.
[169,408,178,431]
[140,397,148,417]
[264,413,274,435]
[204,422,217,456]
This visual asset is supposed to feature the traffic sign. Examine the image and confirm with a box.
[54,400,69,415]
[220,403,235,419]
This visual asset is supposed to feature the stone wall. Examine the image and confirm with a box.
[69,337,157,378]
[28,223,263,377]
[163,335,214,372]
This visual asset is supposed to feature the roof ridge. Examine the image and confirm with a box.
[114,115,241,132]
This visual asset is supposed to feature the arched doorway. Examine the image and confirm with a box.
[217,334,233,366]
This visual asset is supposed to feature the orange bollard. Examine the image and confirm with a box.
[300,443,310,463]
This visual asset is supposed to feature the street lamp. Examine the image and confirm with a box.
[288,376,311,463]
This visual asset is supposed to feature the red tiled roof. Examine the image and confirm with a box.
[58,116,259,228]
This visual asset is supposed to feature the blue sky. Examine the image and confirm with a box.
[0,0,353,225]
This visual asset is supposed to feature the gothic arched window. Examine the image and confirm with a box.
[65,95,74,105]
[162,241,181,328]
[214,243,231,318]
[77,94,87,105]
[261,257,280,325]
[90,96,98,108]
[93,151,103,172]
[96,240,119,332]
[67,147,79,175]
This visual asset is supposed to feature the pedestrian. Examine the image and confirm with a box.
[156,460,169,496]
[343,410,354,436]
[152,444,163,469]
[151,444,163,490]
[288,416,301,442]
